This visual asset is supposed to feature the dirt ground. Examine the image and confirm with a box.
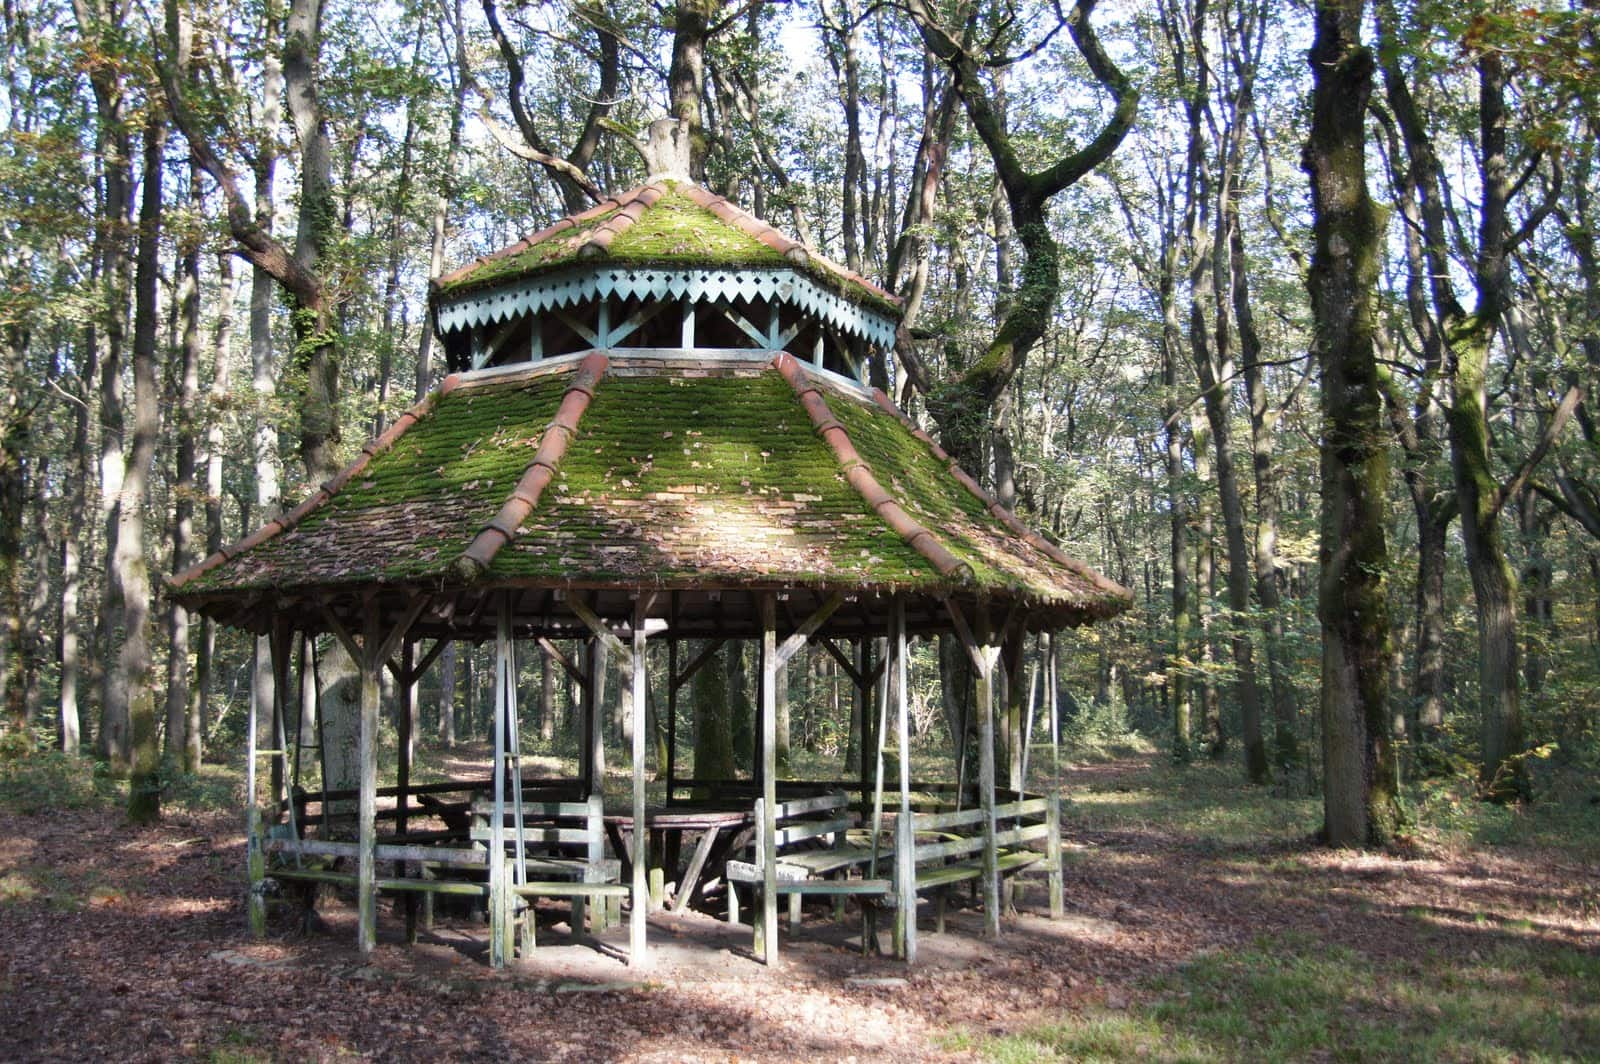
[1,758,1596,1062]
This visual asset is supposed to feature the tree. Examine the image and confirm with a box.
[1304,0,1400,846]
[1375,2,1580,798]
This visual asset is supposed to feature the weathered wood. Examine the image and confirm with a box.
[630,594,650,967]
[373,877,487,897]
[759,594,779,965]
[569,597,626,657]
[669,637,726,692]
[669,823,721,912]
[892,599,916,964]
[774,591,844,666]
[536,636,583,684]
[397,639,413,835]
[489,601,509,969]
[357,630,381,956]
[246,807,266,938]
[1047,792,1064,919]
[470,826,596,845]
[770,792,852,817]
[509,882,631,898]
[946,598,1001,939]
[469,798,594,818]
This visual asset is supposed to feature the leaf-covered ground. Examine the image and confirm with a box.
[1,756,1596,1062]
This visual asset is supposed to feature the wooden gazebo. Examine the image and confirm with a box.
[168,133,1130,969]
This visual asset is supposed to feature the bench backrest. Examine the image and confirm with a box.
[903,796,1052,865]
[751,791,857,867]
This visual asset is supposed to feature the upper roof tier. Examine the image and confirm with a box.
[430,182,902,352]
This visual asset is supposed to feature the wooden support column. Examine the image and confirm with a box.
[947,598,1001,939]
[891,600,916,963]
[976,631,1000,939]
[245,639,265,938]
[356,610,382,956]
[269,620,292,815]
[758,594,779,965]
[320,597,427,959]
[630,596,651,967]
[397,639,414,837]
[488,599,515,968]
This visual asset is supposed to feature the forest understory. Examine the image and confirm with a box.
[1,752,1595,1063]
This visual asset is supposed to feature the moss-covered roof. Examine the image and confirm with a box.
[432,182,901,316]
[169,356,1130,626]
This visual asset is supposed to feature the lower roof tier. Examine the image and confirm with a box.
[168,352,1131,634]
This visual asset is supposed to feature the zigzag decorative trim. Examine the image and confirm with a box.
[434,265,899,348]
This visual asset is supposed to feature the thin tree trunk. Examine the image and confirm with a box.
[122,115,166,821]
[164,168,202,772]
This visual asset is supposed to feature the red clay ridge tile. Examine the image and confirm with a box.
[455,352,609,579]
[867,386,1131,603]
[772,352,968,580]
[167,391,439,591]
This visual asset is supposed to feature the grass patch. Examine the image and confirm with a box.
[981,932,1600,1062]
[1064,758,1322,848]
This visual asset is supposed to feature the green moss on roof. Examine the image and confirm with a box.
[182,373,571,591]
[440,209,621,294]
[607,187,788,265]
[489,372,939,586]
[438,187,786,297]
[827,392,1071,601]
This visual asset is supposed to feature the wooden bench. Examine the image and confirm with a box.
[888,793,1063,960]
[258,832,492,940]
[724,792,891,954]
[468,795,628,955]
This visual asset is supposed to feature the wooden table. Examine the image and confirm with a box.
[603,806,754,911]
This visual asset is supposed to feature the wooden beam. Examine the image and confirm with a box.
[774,592,844,667]
[817,636,863,690]
[536,636,584,685]
[397,639,414,837]
[670,638,726,691]
[402,637,451,686]
[569,597,626,658]
[891,600,916,963]
[375,596,430,668]
[975,612,1000,940]
[321,606,363,665]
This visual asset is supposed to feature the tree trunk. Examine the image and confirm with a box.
[1306,0,1400,846]
[196,252,239,768]
[164,169,202,773]
[692,641,736,781]
[122,115,166,822]
[438,642,457,747]
[1449,333,1525,798]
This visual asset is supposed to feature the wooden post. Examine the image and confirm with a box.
[357,611,382,956]
[397,639,414,836]
[681,298,695,348]
[666,597,679,799]
[892,600,916,964]
[269,620,292,815]
[1047,792,1064,918]
[489,605,509,969]
[245,641,264,937]
[758,594,779,965]
[630,596,650,967]
[976,626,1000,939]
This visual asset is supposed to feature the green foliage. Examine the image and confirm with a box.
[0,727,113,813]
